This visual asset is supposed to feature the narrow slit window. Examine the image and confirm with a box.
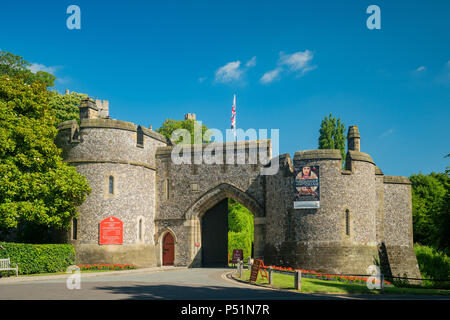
[72,218,78,240]
[109,176,114,194]
[139,219,143,241]
[345,210,350,236]
[166,179,170,200]
[137,126,144,147]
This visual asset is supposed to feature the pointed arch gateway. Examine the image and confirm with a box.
[185,183,265,267]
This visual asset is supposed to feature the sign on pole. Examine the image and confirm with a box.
[231,249,244,265]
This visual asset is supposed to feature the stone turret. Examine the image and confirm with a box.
[347,126,361,152]
[185,113,196,121]
[79,98,98,120]
[79,98,110,120]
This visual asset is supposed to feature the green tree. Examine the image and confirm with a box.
[156,118,211,144]
[228,199,254,260]
[49,91,87,124]
[410,172,449,252]
[318,113,346,162]
[0,51,55,87]
[0,76,91,231]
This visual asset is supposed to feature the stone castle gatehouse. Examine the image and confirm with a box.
[56,98,421,279]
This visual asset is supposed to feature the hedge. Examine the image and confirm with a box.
[414,244,450,288]
[228,231,252,262]
[0,242,75,275]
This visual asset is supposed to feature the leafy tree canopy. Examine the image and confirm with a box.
[49,91,86,125]
[0,76,91,230]
[0,51,55,88]
[156,118,211,144]
[318,113,346,162]
[410,171,449,253]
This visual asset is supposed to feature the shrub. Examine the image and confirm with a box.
[0,242,75,275]
[228,231,252,262]
[414,244,450,288]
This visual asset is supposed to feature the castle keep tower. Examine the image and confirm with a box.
[56,98,168,266]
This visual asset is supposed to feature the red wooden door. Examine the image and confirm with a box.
[162,233,174,266]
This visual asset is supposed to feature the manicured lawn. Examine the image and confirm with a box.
[236,270,450,295]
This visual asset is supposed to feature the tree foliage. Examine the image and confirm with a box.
[228,199,254,260]
[0,51,55,88]
[318,113,346,162]
[49,91,86,125]
[0,76,91,231]
[410,171,449,253]
[156,118,211,144]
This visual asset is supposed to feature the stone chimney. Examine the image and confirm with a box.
[79,98,99,120]
[347,126,361,152]
[184,113,196,121]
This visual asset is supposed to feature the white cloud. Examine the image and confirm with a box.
[27,63,60,74]
[198,77,207,83]
[214,61,243,83]
[415,66,426,72]
[259,49,315,84]
[279,50,314,72]
[246,56,256,68]
[379,128,395,138]
[260,68,282,84]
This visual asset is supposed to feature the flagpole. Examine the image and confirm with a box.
[233,94,236,142]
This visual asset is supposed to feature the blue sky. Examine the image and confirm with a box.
[1,0,449,177]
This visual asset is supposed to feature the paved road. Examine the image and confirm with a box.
[0,268,448,300]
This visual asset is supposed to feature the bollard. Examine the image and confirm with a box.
[247,257,252,270]
[295,270,302,291]
[238,260,243,278]
[269,267,273,285]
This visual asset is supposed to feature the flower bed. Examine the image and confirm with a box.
[78,264,137,271]
[264,265,393,287]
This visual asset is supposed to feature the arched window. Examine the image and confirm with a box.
[137,125,144,147]
[72,218,78,240]
[345,210,350,236]
[109,176,114,194]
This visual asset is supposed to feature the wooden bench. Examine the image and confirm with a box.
[0,258,18,277]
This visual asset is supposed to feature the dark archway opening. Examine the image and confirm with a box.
[201,198,254,267]
[201,198,228,267]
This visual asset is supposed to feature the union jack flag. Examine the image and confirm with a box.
[231,94,236,131]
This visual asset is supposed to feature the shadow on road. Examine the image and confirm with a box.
[93,283,345,300]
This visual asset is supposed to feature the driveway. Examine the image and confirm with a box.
[0,267,448,300]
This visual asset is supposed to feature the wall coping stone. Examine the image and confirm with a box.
[293,149,342,161]
[57,118,169,144]
[383,175,411,185]
[346,150,375,165]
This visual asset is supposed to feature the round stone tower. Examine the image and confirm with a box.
[56,98,168,267]
[264,126,379,274]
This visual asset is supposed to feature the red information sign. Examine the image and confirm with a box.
[99,216,123,245]
[231,249,243,264]
[250,259,263,283]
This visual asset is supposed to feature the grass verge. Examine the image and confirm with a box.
[235,270,450,295]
